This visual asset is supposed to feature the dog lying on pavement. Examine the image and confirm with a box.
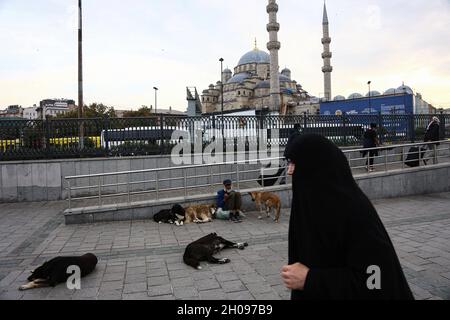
[184,204,217,224]
[153,204,186,226]
[19,253,98,290]
[249,191,282,223]
[183,233,248,270]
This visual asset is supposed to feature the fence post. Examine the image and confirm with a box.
[104,117,110,157]
[342,113,347,146]
[378,112,383,145]
[410,114,416,143]
[303,112,307,133]
[160,113,164,155]
[45,119,50,158]
[439,111,446,139]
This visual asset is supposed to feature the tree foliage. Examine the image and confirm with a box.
[56,103,117,118]
[122,106,154,118]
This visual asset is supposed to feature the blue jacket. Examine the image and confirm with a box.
[217,190,226,209]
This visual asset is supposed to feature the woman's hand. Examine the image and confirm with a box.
[281,263,310,291]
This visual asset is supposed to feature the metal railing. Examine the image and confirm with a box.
[65,140,450,209]
[1,113,449,161]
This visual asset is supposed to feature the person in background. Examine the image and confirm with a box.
[361,123,380,172]
[216,180,243,223]
[423,116,440,165]
[281,134,414,300]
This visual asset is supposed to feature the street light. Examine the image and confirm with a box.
[368,81,372,113]
[78,0,84,149]
[153,87,158,114]
[219,58,224,139]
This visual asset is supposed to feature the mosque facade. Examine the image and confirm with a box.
[200,47,310,115]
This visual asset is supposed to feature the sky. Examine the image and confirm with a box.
[0,0,450,111]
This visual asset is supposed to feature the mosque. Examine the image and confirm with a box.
[200,45,310,115]
[197,0,315,115]
[189,1,436,116]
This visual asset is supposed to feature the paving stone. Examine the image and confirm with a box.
[148,284,173,297]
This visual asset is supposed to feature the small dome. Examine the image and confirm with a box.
[366,91,381,97]
[227,73,251,84]
[279,74,291,82]
[281,67,291,74]
[209,84,214,88]
[397,85,413,94]
[384,88,398,95]
[334,95,346,101]
[238,49,270,66]
[348,93,363,99]
[223,68,232,73]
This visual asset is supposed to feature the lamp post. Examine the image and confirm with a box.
[78,0,84,148]
[219,58,224,139]
[368,81,372,113]
[153,87,158,114]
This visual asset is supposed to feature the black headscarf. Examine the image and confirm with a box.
[285,134,414,300]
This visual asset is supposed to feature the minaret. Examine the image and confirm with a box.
[267,0,281,112]
[322,2,333,101]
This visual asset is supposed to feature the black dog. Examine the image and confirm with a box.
[183,233,248,270]
[153,204,186,225]
[19,253,98,290]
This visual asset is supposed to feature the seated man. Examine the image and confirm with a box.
[217,179,243,223]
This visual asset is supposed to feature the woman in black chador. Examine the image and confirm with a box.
[281,134,414,300]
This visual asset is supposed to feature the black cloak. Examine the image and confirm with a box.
[284,134,414,300]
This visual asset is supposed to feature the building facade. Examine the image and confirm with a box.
[23,106,39,119]
[201,47,310,115]
[37,99,75,119]
[0,105,23,118]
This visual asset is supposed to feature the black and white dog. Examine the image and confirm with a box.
[19,253,98,290]
[153,204,186,226]
[183,233,248,270]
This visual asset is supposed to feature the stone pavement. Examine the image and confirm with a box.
[0,192,449,300]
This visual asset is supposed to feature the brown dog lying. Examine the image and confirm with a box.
[184,204,217,224]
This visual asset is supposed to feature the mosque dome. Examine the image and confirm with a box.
[384,88,398,95]
[238,49,270,66]
[223,68,232,73]
[348,93,363,99]
[279,74,291,82]
[397,85,413,94]
[334,95,346,101]
[227,73,251,84]
[366,91,381,97]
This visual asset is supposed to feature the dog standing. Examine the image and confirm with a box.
[249,191,282,223]
[184,204,217,224]
[183,233,248,270]
[153,204,186,226]
[19,253,98,290]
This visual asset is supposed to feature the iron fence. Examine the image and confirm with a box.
[1,113,449,161]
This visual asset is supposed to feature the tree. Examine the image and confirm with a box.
[56,103,117,118]
[122,106,154,118]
